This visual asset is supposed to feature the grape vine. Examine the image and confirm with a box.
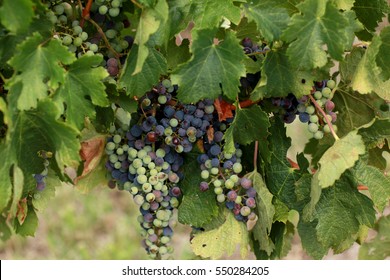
[0,0,389,260]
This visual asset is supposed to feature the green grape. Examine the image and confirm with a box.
[112,0,121,8]
[235,196,242,204]
[308,123,319,133]
[72,20,80,27]
[106,142,116,151]
[109,154,118,163]
[137,174,148,185]
[115,22,125,31]
[309,115,319,123]
[116,147,124,155]
[225,179,234,189]
[89,43,99,53]
[120,40,129,49]
[156,148,165,158]
[137,166,146,175]
[306,105,315,115]
[327,79,336,89]
[175,145,184,153]
[213,179,222,188]
[62,35,73,46]
[137,149,147,159]
[79,32,88,41]
[323,124,331,133]
[200,170,209,179]
[217,194,226,203]
[58,15,67,24]
[146,193,155,202]
[158,95,167,104]
[105,29,117,39]
[159,246,168,255]
[240,206,251,216]
[114,161,121,169]
[54,5,65,15]
[123,181,132,191]
[73,25,83,35]
[109,7,120,17]
[322,87,332,98]
[214,187,223,195]
[314,91,322,100]
[113,134,122,144]
[99,5,108,15]
[230,174,239,183]
[143,155,152,165]
[153,219,163,227]
[134,195,145,205]
[169,118,179,127]
[162,79,172,88]
[314,130,324,140]
[233,162,242,174]
[160,236,170,244]
[210,167,219,175]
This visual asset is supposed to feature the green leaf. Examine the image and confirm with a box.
[302,173,322,220]
[0,146,12,212]
[317,130,365,189]
[235,17,261,40]
[133,0,168,74]
[190,210,250,259]
[282,0,351,69]
[119,46,167,98]
[171,29,246,103]
[376,26,390,80]
[352,0,389,40]
[166,39,191,71]
[178,151,219,227]
[246,170,275,255]
[223,106,270,154]
[273,198,290,223]
[298,220,328,259]
[245,0,290,42]
[314,179,376,249]
[303,135,334,168]
[252,47,315,99]
[265,118,300,208]
[0,216,12,241]
[166,0,192,38]
[0,0,34,34]
[6,98,81,192]
[350,35,390,100]
[7,34,76,110]
[332,0,355,10]
[54,55,109,130]
[358,118,390,148]
[191,0,241,30]
[15,205,38,236]
[332,87,382,137]
[359,215,390,260]
[349,160,390,213]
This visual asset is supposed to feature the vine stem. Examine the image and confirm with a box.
[87,18,121,58]
[308,94,340,141]
[253,141,259,172]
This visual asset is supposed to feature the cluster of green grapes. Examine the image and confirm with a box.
[45,0,133,76]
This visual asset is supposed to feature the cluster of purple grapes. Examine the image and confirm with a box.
[33,150,52,191]
[105,79,223,258]
[270,80,337,139]
[47,0,133,76]
[197,130,257,223]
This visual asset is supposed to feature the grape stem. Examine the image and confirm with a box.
[87,18,121,58]
[131,0,144,9]
[308,94,340,141]
[253,141,259,172]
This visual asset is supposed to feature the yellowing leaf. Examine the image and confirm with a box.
[191,210,250,259]
[317,131,365,188]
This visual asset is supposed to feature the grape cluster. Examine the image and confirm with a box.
[33,150,52,191]
[198,129,257,223]
[46,0,133,76]
[269,80,337,139]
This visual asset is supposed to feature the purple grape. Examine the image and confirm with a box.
[240,177,252,189]
[325,100,335,112]
[245,197,256,208]
[299,112,310,123]
[209,145,221,156]
[246,187,256,198]
[199,181,209,191]
[36,181,46,191]
[227,190,238,201]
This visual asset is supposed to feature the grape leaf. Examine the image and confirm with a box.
[178,151,219,227]
[298,220,328,259]
[281,0,351,69]
[352,0,389,40]
[54,55,109,130]
[348,160,390,213]
[190,210,250,259]
[350,35,390,100]
[302,173,322,220]
[265,118,300,208]
[317,130,365,189]
[244,0,290,42]
[358,118,390,148]
[376,26,390,80]
[223,106,270,154]
[0,215,12,241]
[191,0,241,30]
[332,87,381,138]
[166,39,191,71]
[133,0,168,74]
[367,147,388,171]
[15,205,38,236]
[332,0,355,10]
[314,178,376,249]
[235,17,261,40]
[359,215,390,260]
[166,0,192,39]
[251,47,315,100]
[171,29,246,103]
[339,47,365,83]
[0,0,34,34]
[246,170,275,255]
[7,34,76,110]
[119,46,167,98]
[0,146,12,212]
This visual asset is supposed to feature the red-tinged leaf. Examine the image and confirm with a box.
[214,98,234,122]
